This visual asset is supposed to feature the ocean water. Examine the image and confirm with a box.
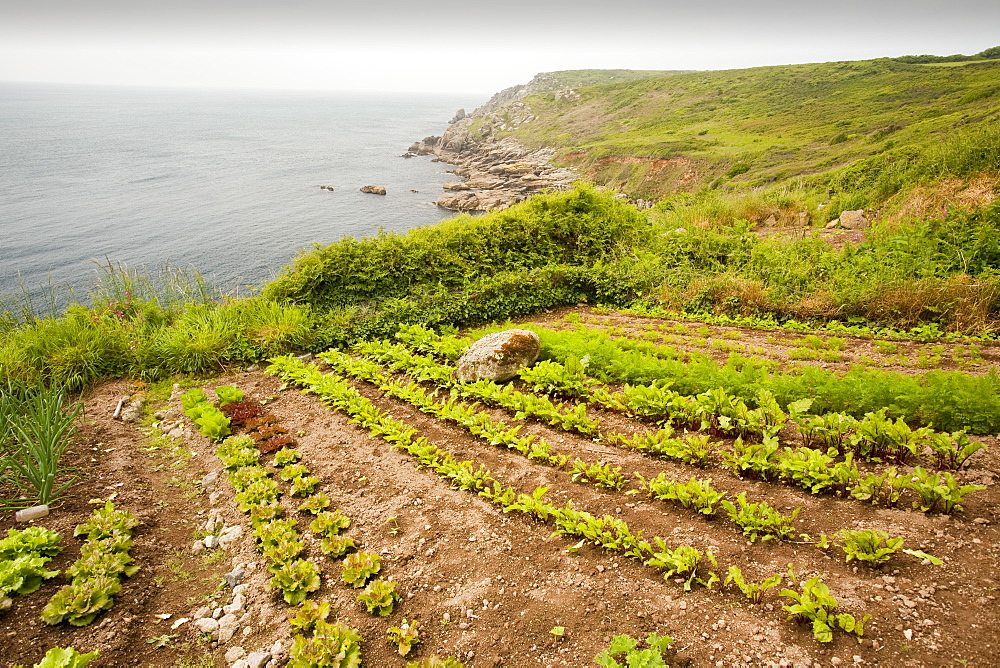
[0,82,479,306]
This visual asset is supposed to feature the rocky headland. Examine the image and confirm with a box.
[407,75,578,212]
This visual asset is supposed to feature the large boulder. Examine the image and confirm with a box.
[455,329,541,382]
[360,185,387,195]
[839,209,870,229]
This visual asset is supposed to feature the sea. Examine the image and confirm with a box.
[0,82,482,309]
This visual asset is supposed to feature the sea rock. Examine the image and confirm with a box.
[455,329,541,382]
[360,185,387,195]
[450,108,467,124]
[839,209,870,229]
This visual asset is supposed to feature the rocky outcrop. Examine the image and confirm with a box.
[454,329,541,382]
[825,209,871,229]
[409,76,579,212]
[360,185,387,195]
[410,120,576,212]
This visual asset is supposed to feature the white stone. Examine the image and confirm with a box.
[15,505,49,522]
[247,651,271,668]
[224,647,246,663]
[193,606,211,620]
[194,617,219,633]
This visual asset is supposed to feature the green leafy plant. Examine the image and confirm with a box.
[271,558,322,605]
[837,529,904,566]
[638,474,726,516]
[298,493,332,515]
[28,646,100,668]
[40,575,122,626]
[214,385,244,406]
[644,539,717,591]
[289,599,332,633]
[780,576,870,643]
[720,493,800,542]
[341,552,381,588]
[0,527,63,560]
[569,459,628,491]
[319,535,357,559]
[311,510,351,536]
[594,632,674,668]
[42,502,139,626]
[291,475,321,497]
[909,467,985,513]
[724,566,783,604]
[273,448,303,467]
[357,578,400,616]
[387,619,421,656]
[289,620,363,668]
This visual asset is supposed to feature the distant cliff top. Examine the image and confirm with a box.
[466,58,1000,205]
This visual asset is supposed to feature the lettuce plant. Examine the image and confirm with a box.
[288,620,363,668]
[271,559,321,605]
[341,552,380,588]
[357,578,399,616]
[387,619,421,656]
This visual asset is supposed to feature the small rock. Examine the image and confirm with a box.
[219,526,244,550]
[270,640,284,657]
[193,606,211,620]
[360,185,387,195]
[194,617,219,633]
[191,540,206,555]
[903,629,913,640]
[232,661,250,668]
[204,535,219,549]
[233,584,249,597]
[225,646,246,663]
[243,626,253,637]
[224,569,246,588]
[218,613,240,642]
[247,651,271,668]
[972,517,989,525]
[213,608,224,620]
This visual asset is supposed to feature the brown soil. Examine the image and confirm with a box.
[2,309,998,667]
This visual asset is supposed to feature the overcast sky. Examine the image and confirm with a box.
[2,1,998,94]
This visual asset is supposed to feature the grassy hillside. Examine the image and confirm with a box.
[495,58,1000,201]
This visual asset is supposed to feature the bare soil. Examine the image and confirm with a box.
[2,308,998,668]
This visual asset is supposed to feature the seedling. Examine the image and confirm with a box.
[595,633,674,668]
[388,619,421,656]
[837,529,904,566]
[724,566,782,604]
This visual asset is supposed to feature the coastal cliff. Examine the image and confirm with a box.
[409,74,579,211]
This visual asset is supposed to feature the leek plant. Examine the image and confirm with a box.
[0,382,81,509]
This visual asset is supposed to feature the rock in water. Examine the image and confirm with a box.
[360,185,387,195]
[455,329,541,382]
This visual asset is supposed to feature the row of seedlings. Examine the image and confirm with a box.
[0,526,63,612]
[195,385,458,665]
[267,355,874,645]
[319,350,809,546]
[41,501,140,626]
[327,346,942,567]
[379,334,987,515]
